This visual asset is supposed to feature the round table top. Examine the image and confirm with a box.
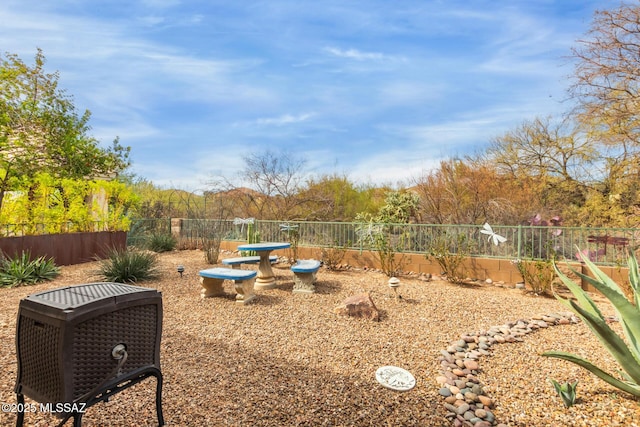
[237,242,291,251]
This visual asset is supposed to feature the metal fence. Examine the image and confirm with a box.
[128,218,639,265]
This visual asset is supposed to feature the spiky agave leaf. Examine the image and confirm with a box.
[544,351,640,397]
[561,252,640,364]
[544,250,640,398]
[543,296,640,385]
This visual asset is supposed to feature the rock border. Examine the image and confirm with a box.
[436,312,580,427]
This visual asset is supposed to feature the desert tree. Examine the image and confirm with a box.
[297,173,381,221]
[240,150,307,220]
[485,116,595,183]
[569,3,640,219]
[412,158,522,225]
[571,3,640,149]
[0,49,130,213]
[482,115,598,219]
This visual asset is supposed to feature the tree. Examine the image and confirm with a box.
[568,3,640,223]
[0,49,130,213]
[354,191,418,277]
[570,3,640,148]
[482,116,598,220]
[485,116,595,183]
[413,158,523,225]
[0,171,137,234]
[240,150,306,220]
[297,173,381,221]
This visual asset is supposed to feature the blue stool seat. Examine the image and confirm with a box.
[291,259,321,274]
[291,259,321,294]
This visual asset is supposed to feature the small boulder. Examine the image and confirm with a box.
[333,293,380,321]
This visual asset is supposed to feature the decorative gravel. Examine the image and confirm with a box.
[0,250,638,426]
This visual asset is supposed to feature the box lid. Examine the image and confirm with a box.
[19,282,161,320]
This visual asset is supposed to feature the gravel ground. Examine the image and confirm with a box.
[0,249,638,427]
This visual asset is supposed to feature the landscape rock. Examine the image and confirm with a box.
[333,293,380,321]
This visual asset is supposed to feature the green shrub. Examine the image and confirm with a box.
[0,251,60,287]
[321,240,349,271]
[542,249,640,398]
[355,216,409,277]
[427,232,470,284]
[147,233,177,253]
[512,258,556,295]
[95,248,160,283]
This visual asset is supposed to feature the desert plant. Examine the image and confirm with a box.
[355,215,408,277]
[240,220,260,257]
[427,232,470,284]
[542,249,640,397]
[321,240,349,271]
[31,255,61,282]
[95,248,160,283]
[190,218,223,264]
[280,223,299,262]
[374,231,409,277]
[550,379,578,408]
[0,250,60,287]
[146,233,177,253]
[512,258,556,295]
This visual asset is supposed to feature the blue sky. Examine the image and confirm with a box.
[0,0,612,191]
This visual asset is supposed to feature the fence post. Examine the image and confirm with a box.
[517,225,522,259]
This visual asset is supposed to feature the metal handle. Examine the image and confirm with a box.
[112,344,127,360]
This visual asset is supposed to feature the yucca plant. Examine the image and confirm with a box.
[542,249,640,397]
[550,379,578,407]
[146,233,177,253]
[0,251,59,287]
[95,248,160,283]
[30,255,61,282]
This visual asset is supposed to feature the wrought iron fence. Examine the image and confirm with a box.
[127,218,640,265]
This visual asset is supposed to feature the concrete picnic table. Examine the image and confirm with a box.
[236,242,291,290]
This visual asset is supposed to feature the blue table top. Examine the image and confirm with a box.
[237,242,291,251]
[199,268,257,280]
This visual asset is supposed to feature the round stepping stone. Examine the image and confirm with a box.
[375,366,416,391]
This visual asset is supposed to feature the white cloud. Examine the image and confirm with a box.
[377,81,445,106]
[138,15,166,26]
[347,151,444,187]
[255,113,315,126]
[324,47,387,61]
[0,0,609,191]
[141,0,181,9]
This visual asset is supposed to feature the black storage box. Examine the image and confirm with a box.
[14,282,163,426]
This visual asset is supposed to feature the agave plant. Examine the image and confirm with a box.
[542,249,640,397]
[550,379,578,407]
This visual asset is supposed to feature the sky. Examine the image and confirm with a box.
[0,0,615,191]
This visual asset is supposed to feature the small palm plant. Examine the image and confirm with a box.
[542,249,640,397]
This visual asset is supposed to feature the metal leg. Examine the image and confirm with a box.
[154,371,164,426]
[17,368,163,427]
[15,393,24,427]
